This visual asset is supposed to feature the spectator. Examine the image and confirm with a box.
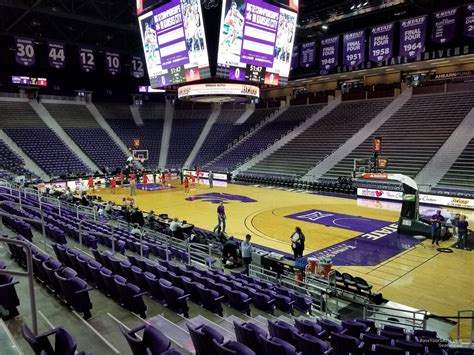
[223,236,238,267]
[430,210,445,246]
[131,207,145,227]
[213,202,226,233]
[169,217,182,238]
[130,173,137,196]
[209,171,214,188]
[447,213,461,238]
[241,234,253,275]
[104,201,113,216]
[291,226,305,260]
[131,223,142,236]
[146,210,156,227]
[456,215,469,250]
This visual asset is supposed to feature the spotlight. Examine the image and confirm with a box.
[350,4,356,10]
[322,25,328,30]
[363,1,369,5]
[357,3,362,8]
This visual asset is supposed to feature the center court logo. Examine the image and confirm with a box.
[294,211,334,221]
[185,193,257,204]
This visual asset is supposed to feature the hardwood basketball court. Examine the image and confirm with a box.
[96,181,474,317]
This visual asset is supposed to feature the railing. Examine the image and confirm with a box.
[363,302,428,331]
[0,236,38,335]
[455,310,474,344]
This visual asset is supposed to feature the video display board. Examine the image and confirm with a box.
[138,0,211,88]
[216,0,297,86]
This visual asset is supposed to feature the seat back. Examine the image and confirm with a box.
[54,327,77,355]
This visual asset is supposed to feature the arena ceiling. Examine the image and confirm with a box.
[1,0,470,53]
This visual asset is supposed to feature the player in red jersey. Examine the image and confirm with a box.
[161,173,166,188]
[88,176,94,193]
[111,176,117,194]
[167,170,172,188]
[184,176,190,194]
[190,173,196,190]
[195,166,200,185]
[142,173,149,191]
[119,171,125,188]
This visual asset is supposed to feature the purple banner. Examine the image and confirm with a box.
[153,0,189,70]
[15,38,35,67]
[465,4,474,37]
[342,30,365,67]
[47,42,65,69]
[320,35,339,71]
[240,0,280,67]
[432,8,458,44]
[79,47,96,72]
[105,51,121,75]
[369,23,394,63]
[130,55,145,78]
[399,15,427,59]
[299,41,316,68]
[290,45,299,70]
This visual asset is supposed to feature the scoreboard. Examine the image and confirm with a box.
[138,0,211,88]
[216,0,298,86]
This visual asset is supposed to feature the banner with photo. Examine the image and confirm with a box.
[320,35,339,71]
[432,8,458,44]
[369,23,394,63]
[15,37,35,66]
[48,42,66,69]
[342,30,365,67]
[299,41,316,68]
[399,15,427,58]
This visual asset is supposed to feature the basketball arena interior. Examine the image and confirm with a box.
[0,0,473,354]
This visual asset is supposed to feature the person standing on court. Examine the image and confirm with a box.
[241,234,253,275]
[119,170,125,188]
[142,173,149,191]
[110,176,117,194]
[430,210,445,246]
[130,173,137,196]
[291,226,305,260]
[456,215,469,249]
[209,171,214,188]
[88,176,95,193]
[213,202,226,234]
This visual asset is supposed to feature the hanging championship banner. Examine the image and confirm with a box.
[290,45,299,71]
[399,15,427,59]
[15,37,35,66]
[47,42,66,69]
[79,47,96,72]
[299,41,316,68]
[342,30,365,67]
[105,51,121,75]
[465,4,474,37]
[130,55,145,78]
[432,8,458,44]
[320,35,339,71]
[369,23,395,63]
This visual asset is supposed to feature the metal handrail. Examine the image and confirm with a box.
[456,310,474,344]
[363,302,428,331]
[0,237,38,335]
